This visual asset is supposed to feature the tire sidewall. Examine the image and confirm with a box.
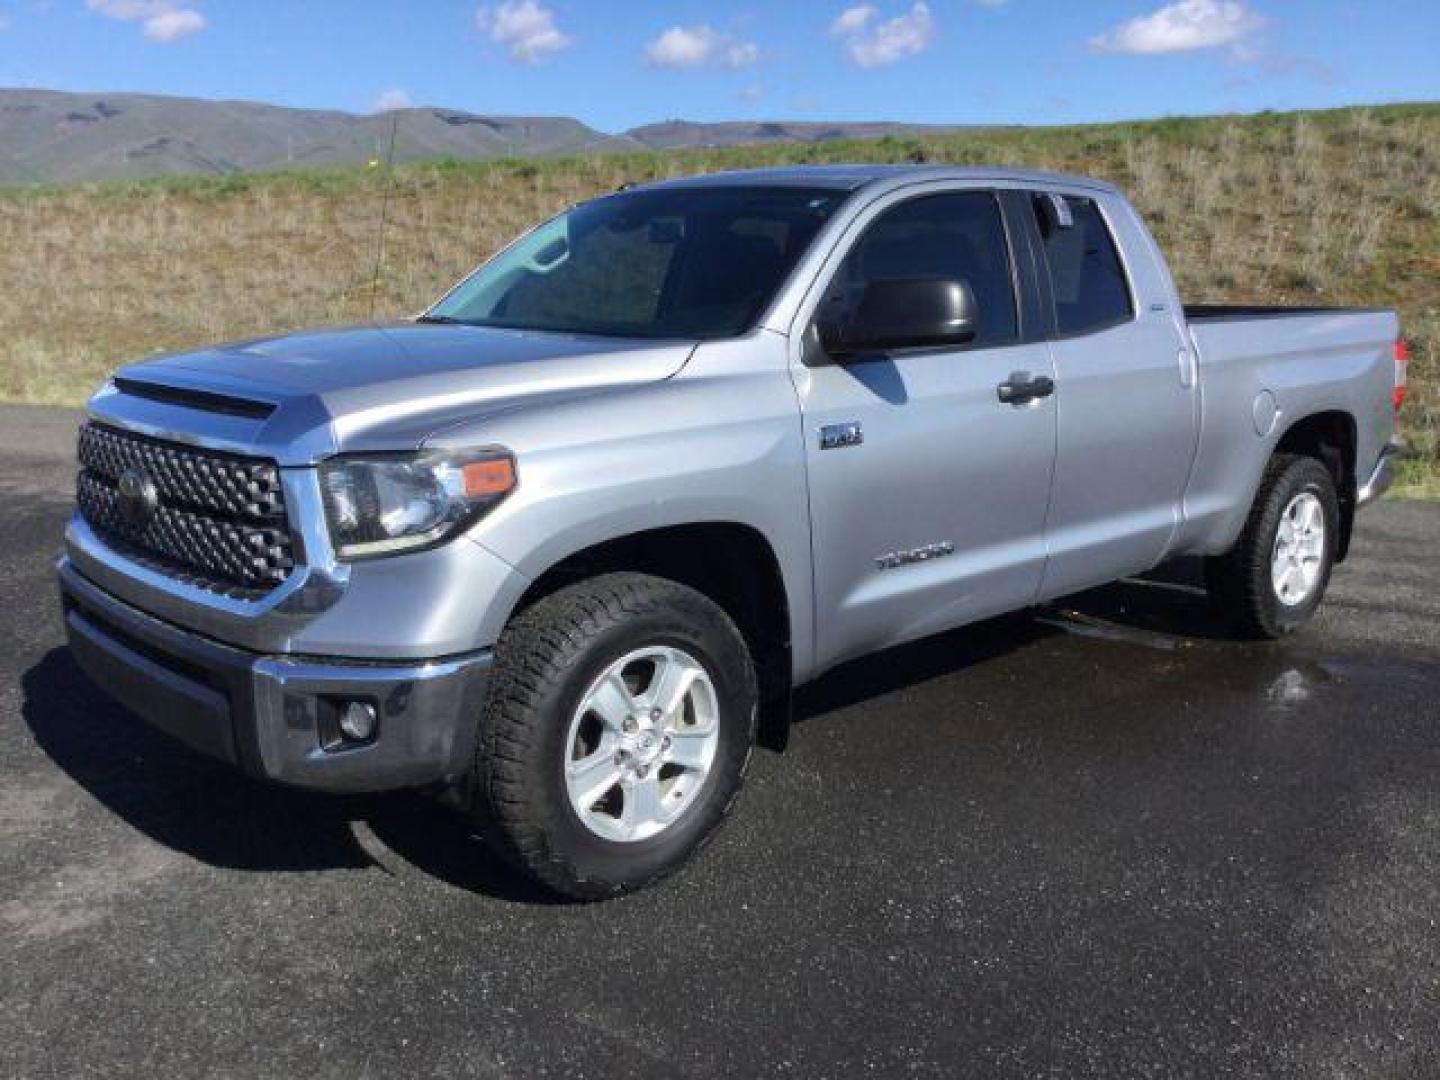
[523,592,755,889]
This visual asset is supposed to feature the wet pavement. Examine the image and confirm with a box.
[2,405,1438,1078]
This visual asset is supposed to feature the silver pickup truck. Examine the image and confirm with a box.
[58,165,1405,898]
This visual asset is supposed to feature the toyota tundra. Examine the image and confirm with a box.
[57,166,1405,898]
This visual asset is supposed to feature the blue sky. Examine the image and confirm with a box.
[1,1,1436,131]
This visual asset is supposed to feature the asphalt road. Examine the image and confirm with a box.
[2,403,1438,1078]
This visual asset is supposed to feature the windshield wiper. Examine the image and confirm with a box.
[415,314,469,325]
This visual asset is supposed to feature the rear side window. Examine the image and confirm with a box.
[1033,194,1133,335]
[820,191,1019,348]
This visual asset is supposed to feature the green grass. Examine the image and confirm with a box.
[1395,455,1440,499]
[1,102,1436,493]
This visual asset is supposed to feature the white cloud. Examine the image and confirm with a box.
[737,84,765,103]
[829,5,877,36]
[724,40,760,69]
[87,0,206,43]
[831,2,935,68]
[374,89,413,113]
[143,8,204,41]
[644,25,759,70]
[1089,0,1263,55]
[645,26,714,68]
[0,14,10,31]
[476,1,572,63]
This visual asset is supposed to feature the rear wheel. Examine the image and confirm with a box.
[472,572,757,899]
[1205,453,1339,639]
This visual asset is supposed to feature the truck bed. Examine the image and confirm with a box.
[1184,304,1392,322]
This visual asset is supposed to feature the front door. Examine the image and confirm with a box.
[794,189,1058,672]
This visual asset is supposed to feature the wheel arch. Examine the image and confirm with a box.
[497,521,796,751]
[1272,409,1358,560]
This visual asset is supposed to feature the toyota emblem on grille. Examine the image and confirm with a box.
[116,466,159,527]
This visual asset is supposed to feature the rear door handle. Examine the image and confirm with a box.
[997,373,1055,405]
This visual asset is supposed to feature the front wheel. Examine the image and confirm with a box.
[472,572,757,900]
[1205,453,1340,639]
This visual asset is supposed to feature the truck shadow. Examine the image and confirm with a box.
[19,648,557,904]
[21,569,1232,902]
[1057,558,1240,642]
[795,565,1230,722]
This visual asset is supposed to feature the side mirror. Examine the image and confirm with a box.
[820,277,980,358]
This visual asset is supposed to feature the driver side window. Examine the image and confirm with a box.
[818,191,1019,348]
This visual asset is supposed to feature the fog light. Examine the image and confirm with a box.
[338,701,377,742]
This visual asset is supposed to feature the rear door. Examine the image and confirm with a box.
[794,187,1058,671]
[1025,190,1199,598]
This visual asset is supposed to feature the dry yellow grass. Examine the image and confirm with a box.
[1,103,1436,491]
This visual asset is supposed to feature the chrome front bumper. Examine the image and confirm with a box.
[59,557,492,793]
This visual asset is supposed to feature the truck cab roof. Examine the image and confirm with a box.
[631,163,1121,196]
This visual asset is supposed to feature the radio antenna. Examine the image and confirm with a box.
[367,109,401,321]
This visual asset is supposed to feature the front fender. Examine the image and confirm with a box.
[439,334,819,682]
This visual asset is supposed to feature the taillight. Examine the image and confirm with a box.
[1393,337,1410,413]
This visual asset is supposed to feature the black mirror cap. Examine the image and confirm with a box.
[826,277,980,358]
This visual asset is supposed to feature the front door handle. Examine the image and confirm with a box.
[997,373,1055,405]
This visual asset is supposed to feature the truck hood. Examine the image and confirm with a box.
[90,324,696,464]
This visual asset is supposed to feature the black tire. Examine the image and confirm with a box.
[1205,453,1340,640]
[472,572,757,900]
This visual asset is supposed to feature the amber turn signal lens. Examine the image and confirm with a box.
[461,457,516,498]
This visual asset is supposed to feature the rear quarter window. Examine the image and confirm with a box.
[1034,195,1134,336]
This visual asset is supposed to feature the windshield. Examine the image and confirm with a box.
[426,186,846,340]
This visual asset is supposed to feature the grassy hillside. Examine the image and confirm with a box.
[1,103,1435,493]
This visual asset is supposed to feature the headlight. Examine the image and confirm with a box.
[320,449,516,559]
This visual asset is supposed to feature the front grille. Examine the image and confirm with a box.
[76,422,296,595]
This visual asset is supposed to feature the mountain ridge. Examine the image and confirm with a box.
[0,87,986,185]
